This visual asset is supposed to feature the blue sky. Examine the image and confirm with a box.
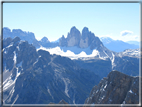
[3,2,140,42]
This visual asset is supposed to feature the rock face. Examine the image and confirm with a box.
[67,26,81,47]
[59,35,67,47]
[85,70,141,105]
[59,26,103,50]
[2,37,100,104]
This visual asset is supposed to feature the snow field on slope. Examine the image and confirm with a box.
[37,46,100,60]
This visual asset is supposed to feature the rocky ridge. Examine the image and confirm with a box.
[3,27,40,48]
[2,37,100,104]
[84,70,141,105]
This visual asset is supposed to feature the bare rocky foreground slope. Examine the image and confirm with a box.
[84,70,141,105]
[45,70,141,106]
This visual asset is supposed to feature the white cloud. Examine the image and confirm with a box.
[120,30,133,36]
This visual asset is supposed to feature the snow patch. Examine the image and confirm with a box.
[3,48,7,54]
[13,51,17,65]
[7,43,13,48]
[12,94,19,104]
[16,67,20,77]
[19,40,26,44]
[103,50,109,58]
[111,52,116,69]
[3,65,9,73]
[16,46,20,51]
[102,96,105,99]
[33,58,38,66]
[129,90,133,93]
[3,74,14,91]
[37,46,100,60]
[121,49,140,57]
[47,88,54,99]
[62,78,70,98]
[4,86,15,103]
[3,67,20,91]
[104,84,107,89]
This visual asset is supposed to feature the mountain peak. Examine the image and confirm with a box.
[70,26,77,31]
[61,35,65,39]
[3,27,11,32]
[58,26,103,49]
[40,37,49,43]
[69,26,81,37]
[66,26,81,47]
[82,27,89,40]
[82,27,89,33]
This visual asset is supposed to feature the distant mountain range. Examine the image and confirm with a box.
[3,27,139,53]
[100,37,139,52]
[126,41,140,46]
[1,26,140,105]
[2,27,140,77]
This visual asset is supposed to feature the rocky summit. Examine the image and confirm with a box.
[59,26,103,50]
[84,70,141,105]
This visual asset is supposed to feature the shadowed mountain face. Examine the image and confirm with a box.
[74,53,139,79]
[2,37,100,104]
[84,71,141,105]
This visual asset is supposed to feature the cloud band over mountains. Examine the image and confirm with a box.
[120,30,133,36]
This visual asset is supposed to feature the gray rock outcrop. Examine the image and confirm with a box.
[59,26,103,50]
[85,70,141,105]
